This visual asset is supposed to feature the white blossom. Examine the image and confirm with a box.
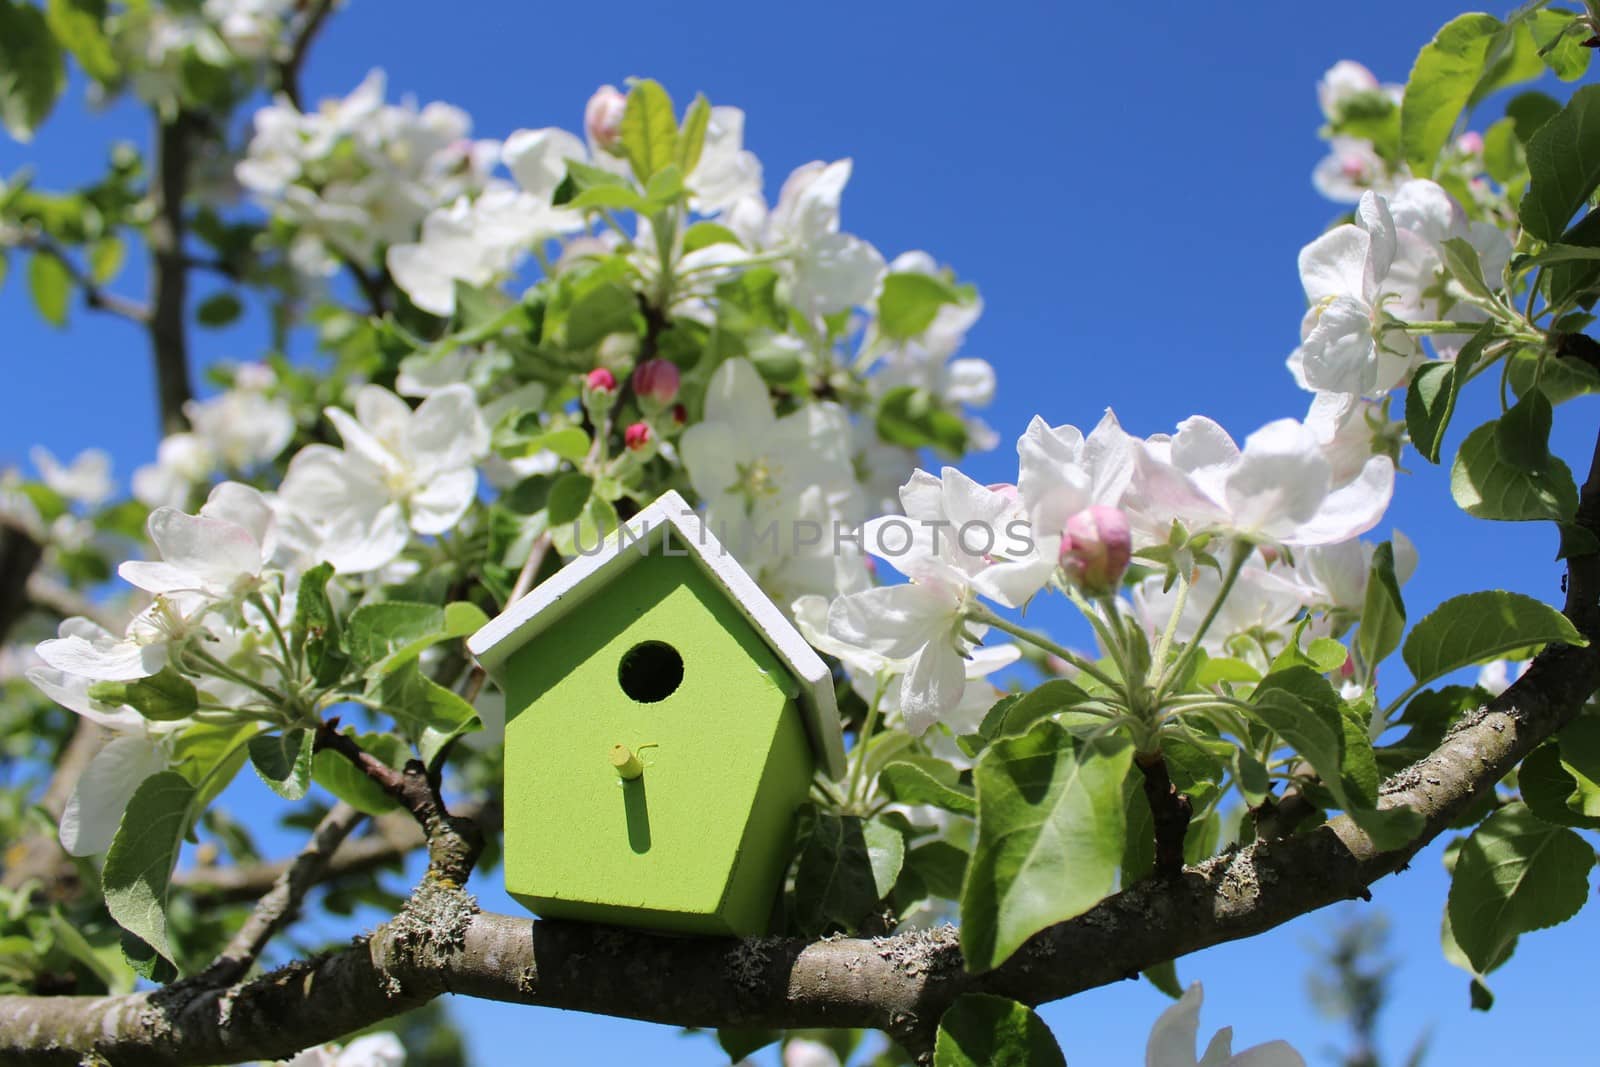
[1146,983,1304,1067]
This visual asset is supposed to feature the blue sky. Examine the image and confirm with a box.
[5,0,1599,1063]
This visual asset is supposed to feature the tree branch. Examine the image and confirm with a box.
[148,113,199,435]
[5,433,1596,1066]
[11,232,151,324]
[1135,750,1192,876]
[202,802,366,985]
[3,634,1594,1066]
[275,0,335,110]
[175,801,499,907]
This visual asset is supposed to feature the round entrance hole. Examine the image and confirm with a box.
[617,640,684,703]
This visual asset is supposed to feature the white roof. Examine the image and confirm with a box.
[467,490,846,778]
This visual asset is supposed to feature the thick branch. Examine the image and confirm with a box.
[1134,750,1192,876]
[148,113,199,435]
[203,802,365,985]
[3,638,1594,1066]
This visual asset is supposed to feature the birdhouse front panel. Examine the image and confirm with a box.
[500,549,816,936]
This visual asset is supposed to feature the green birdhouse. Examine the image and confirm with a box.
[468,490,846,937]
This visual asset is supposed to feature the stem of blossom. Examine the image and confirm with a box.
[963,604,1123,693]
[186,647,289,710]
[1064,587,1134,686]
[1148,572,1192,694]
[1152,540,1251,706]
[846,674,889,813]
[250,592,297,682]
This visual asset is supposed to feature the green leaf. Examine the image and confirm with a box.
[87,667,198,722]
[347,601,444,669]
[513,426,590,463]
[979,679,1092,744]
[1447,804,1594,974]
[102,771,194,966]
[717,1030,779,1061]
[791,809,905,935]
[1143,959,1183,999]
[1401,14,1505,172]
[933,994,1066,1067]
[196,292,243,328]
[878,272,961,340]
[247,729,314,801]
[45,0,117,82]
[28,251,69,327]
[1495,387,1553,471]
[1507,347,1600,405]
[961,722,1131,972]
[682,221,742,253]
[1407,311,1490,466]
[1357,541,1407,671]
[905,840,968,900]
[1520,84,1600,241]
[311,732,406,815]
[291,562,346,686]
[640,163,685,211]
[1507,90,1561,145]
[676,94,711,174]
[620,79,678,183]
[880,760,977,816]
[1519,742,1600,829]
[365,658,478,734]
[546,472,594,526]
[565,184,645,213]
[1451,420,1580,521]
[1250,671,1419,848]
[1482,117,1523,184]
[1403,590,1585,689]
[1441,236,1497,300]
[876,386,968,455]
[1529,8,1591,81]
[564,280,639,348]
[169,721,253,814]
[0,0,65,141]
[88,235,123,284]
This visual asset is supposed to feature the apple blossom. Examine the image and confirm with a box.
[1130,413,1394,548]
[1291,191,1421,397]
[29,446,113,507]
[119,482,276,603]
[1145,983,1304,1067]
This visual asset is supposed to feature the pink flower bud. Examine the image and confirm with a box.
[1340,653,1357,680]
[624,421,653,451]
[585,367,617,394]
[1057,505,1132,596]
[585,85,627,151]
[632,359,681,406]
[1455,131,1484,155]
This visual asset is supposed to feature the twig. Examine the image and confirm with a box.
[12,233,150,325]
[313,721,482,884]
[275,0,335,110]
[202,802,365,985]
[176,801,499,906]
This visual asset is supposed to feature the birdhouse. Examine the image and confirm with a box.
[467,490,845,937]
